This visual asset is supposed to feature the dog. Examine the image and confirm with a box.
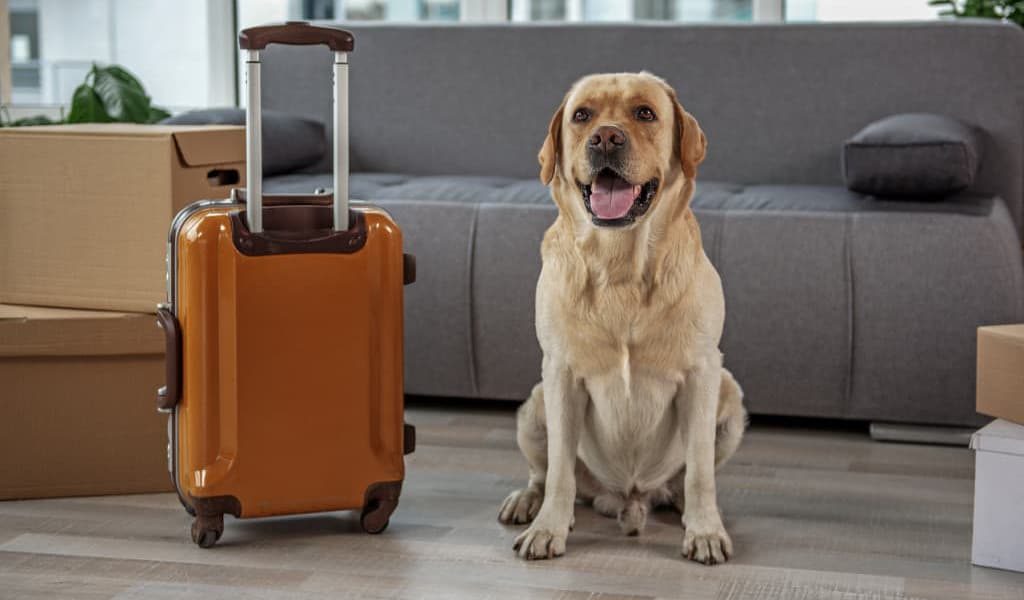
[498,72,747,565]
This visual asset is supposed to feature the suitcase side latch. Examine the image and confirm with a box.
[403,253,416,286]
[156,306,182,413]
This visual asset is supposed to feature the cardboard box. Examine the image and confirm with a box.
[971,419,1024,573]
[0,304,173,499]
[977,325,1024,426]
[0,124,244,313]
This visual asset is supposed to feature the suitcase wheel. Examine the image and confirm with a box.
[360,500,394,534]
[191,514,224,548]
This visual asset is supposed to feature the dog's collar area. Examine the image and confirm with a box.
[579,177,658,227]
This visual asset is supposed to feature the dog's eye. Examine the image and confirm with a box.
[572,108,591,123]
[636,106,656,121]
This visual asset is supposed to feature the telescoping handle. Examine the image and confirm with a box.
[238,21,355,234]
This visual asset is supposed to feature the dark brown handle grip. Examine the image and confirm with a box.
[156,307,181,412]
[239,21,354,52]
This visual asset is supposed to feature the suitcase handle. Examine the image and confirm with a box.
[239,21,354,52]
[156,306,181,412]
[238,21,353,234]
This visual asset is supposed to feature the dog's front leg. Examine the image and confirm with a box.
[514,359,586,560]
[677,355,733,565]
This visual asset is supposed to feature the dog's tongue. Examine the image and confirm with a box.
[590,172,641,220]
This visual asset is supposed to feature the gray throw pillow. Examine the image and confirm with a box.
[161,108,326,177]
[841,113,982,198]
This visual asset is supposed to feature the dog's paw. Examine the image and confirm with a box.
[681,515,732,565]
[498,487,543,525]
[513,521,569,560]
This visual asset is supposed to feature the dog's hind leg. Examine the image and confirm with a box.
[592,493,623,518]
[499,383,548,525]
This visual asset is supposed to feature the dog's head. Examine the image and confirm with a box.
[539,72,706,228]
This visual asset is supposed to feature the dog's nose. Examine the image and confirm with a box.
[588,126,627,153]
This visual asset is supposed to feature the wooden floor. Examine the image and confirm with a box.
[1,402,1022,600]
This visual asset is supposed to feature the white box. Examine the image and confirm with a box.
[971,419,1024,572]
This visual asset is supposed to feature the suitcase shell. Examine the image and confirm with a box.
[156,22,415,548]
[161,199,415,545]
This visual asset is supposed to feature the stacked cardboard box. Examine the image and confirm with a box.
[971,326,1024,573]
[0,124,245,499]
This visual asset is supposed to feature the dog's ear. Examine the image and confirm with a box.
[538,99,566,186]
[673,97,707,180]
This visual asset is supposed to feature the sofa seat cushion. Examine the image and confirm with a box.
[268,172,745,207]
[266,173,992,217]
[265,172,1023,426]
[267,172,553,204]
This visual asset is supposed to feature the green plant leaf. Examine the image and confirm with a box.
[92,65,152,123]
[66,84,112,123]
[147,105,171,123]
[104,65,148,94]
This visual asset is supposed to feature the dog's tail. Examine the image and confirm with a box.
[715,368,747,469]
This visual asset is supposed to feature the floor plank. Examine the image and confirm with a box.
[0,402,1021,600]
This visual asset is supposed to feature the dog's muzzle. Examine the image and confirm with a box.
[579,168,658,228]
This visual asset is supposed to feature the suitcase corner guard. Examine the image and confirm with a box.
[361,480,403,534]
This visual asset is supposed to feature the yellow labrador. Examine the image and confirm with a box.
[498,72,747,564]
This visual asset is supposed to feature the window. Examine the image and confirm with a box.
[3,0,234,111]
[510,0,755,21]
[237,0,459,25]
[8,0,41,104]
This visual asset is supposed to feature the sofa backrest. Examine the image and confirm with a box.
[261,21,1024,232]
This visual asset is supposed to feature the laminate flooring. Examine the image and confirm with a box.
[1,401,1021,599]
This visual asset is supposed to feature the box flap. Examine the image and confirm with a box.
[0,123,178,137]
[979,324,1024,345]
[172,126,245,167]
[0,123,247,167]
[0,304,163,357]
[971,419,1024,456]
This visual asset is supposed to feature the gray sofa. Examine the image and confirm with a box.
[259,21,1024,427]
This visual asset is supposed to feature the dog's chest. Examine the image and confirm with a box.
[559,290,689,488]
[556,287,695,381]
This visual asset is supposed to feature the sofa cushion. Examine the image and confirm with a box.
[842,113,983,198]
[162,108,327,176]
[267,172,1024,426]
[267,172,760,208]
[267,172,552,204]
[267,173,992,217]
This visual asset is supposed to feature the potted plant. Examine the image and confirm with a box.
[1,64,169,127]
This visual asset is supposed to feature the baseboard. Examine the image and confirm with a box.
[869,422,974,446]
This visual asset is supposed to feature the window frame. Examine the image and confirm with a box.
[1,0,12,105]
[497,0,784,22]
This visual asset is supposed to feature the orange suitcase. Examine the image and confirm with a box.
[155,22,415,548]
